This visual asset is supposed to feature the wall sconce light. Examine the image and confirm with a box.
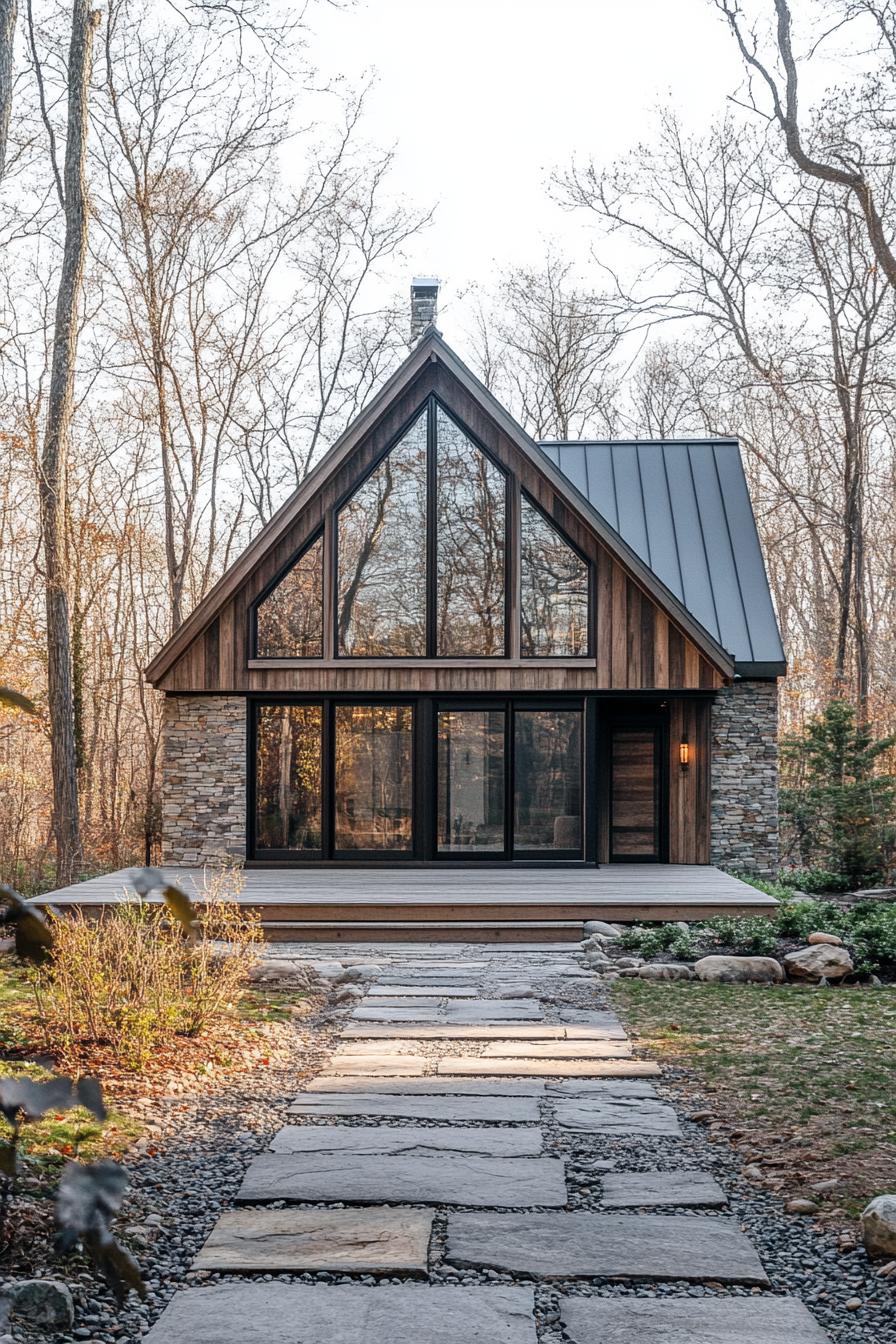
[679,739,690,769]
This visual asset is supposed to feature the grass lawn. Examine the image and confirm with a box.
[612,979,896,1223]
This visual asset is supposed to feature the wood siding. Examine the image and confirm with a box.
[157,362,728,696]
[668,698,711,864]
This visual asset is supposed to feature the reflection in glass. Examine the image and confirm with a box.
[338,414,427,655]
[256,536,323,658]
[255,705,322,850]
[334,705,414,851]
[520,497,590,656]
[514,709,582,852]
[437,710,505,852]
[436,408,505,655]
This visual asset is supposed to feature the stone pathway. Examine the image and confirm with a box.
[143,943,831,1343]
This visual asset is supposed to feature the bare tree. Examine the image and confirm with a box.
[468,255,621,439]
[0,0,14,184]
[558,111,896,711]
[716,0,896,290]
[37,0,100,884]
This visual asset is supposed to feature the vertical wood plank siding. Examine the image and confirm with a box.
[158,363,727,695]
[668,698,711,863]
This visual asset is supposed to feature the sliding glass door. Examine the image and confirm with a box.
[334,705,414,854]
[437,709,506,853]
[251,696,586,862]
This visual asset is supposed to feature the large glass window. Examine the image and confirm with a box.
[254,705,322,851]
[436,408,505,655]
[337,413,427,655]
[520,497,590,657]
[513,709,583,853]
[334,704,414,851]
[255,536,323,658]
[437,709,505,852]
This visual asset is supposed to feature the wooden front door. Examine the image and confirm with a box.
[609,725,663,861]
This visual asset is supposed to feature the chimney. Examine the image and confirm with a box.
[410,276,439,345]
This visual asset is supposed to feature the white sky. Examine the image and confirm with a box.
[308,0,747,343]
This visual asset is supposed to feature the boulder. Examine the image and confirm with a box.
[783,945,854,981]
[581,934,611,951]
[583,920,621,939]
[786,1198,820,1215]
[807,931,843,947]
[251,960,317,988]
[637,963,694,982]
[614,957,644,970]
[862,1194,896,1259]
[693,955,784,984]
[8,1280,74,1330]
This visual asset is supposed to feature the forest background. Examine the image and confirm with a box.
[1,0,894,891]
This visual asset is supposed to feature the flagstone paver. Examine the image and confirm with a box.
[288,1092,542,1123]
[555,1096,682,1135]
[145,942,832,1344]
[599,1169,728,1208]
[368,984,478,997]
[342,1023,627,1040]
[192,1206,432,1274]
[143,1283,538,1344]
[237,1153,568,1207]
[480,1040,633,1058]
[437,1056,659,1077]
[303,1076,547,1095]
[319,1054,428,1076]
[558,1295,832,1343]
[270,1125,544,1157]
[445,1211,769,1283]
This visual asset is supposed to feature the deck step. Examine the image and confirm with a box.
[259,920,585,944]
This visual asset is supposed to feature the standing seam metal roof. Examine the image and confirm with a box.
[539,438,786,677]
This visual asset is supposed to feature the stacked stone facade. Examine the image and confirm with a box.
[710,679,779,876]
[161,696,246,865]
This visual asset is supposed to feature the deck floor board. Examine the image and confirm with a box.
[35,864,776,917]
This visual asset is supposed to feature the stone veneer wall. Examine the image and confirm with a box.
[710,679,779,876]
[161,696,246,865]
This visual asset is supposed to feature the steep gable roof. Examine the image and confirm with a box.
[540,440,786,678]
[146,330,760,685]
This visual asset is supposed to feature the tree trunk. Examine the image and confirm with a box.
[0,0,15,184]
[39,0,98,885]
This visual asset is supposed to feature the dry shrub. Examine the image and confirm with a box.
[32,866,263,1069]
[182,866,263,1037]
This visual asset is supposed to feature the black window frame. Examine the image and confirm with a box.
[250,528,325,661]
[248,693,590,864]
[519,489,594,660]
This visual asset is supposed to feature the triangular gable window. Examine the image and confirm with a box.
[520,495,590,657]
[255,534,323,657]
[254,396,591,660]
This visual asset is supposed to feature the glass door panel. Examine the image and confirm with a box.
[610,728,660,859]
[255,705,323,853]
[334,704,414,852]
[437,709,506,853]
[513,709,583,854]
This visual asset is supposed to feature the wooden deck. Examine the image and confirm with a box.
[34,865,776,941]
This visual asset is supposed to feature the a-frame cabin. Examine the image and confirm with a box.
[144,293,785,893]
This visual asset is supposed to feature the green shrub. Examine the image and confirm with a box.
[774,897,848,941]
[782,867,851,894]
[846,903,896,975]
[618,924,696,960]
[701,916,779,956]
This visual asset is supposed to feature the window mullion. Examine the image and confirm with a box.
[426,396,438,658]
